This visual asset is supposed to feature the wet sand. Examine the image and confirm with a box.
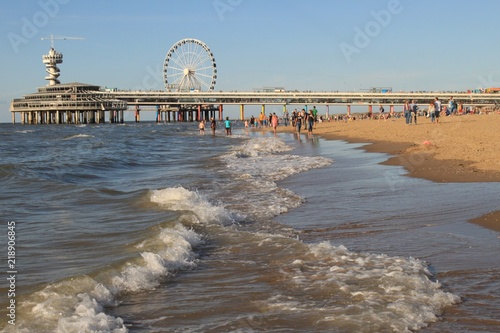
[278,113,500,232]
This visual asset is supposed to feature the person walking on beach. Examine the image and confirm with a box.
[307,110,314,135]
[312,106,318,128]
[224,117,232,135]
[447,97,457,116]
[283,109,289,126]
[412,100,418,125]
[379,105,385,121]
[296,111,302,134]
[300,108,306,130]
[291,109,297,127]
[428,101,436,123]
[199,119,205,135]
[434,97,441,123]
[404,100,412,124]
[259,112,266,128]
[210,117,216,136]
[271,112,279,135]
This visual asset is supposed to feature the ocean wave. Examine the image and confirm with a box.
[150,186,235,225]
[222,136,332,182]
[268,241,461,332]
[2,223,202,333]
[62,134,94,140]
[214,136,333,220]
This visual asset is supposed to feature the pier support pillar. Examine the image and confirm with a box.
[12,112,15,124]
[390,105,394,117]
[347,105,351,116]
[261,104,266,117]
[240,104,245,120]
[135,105,140,123]
[218,104,223,121]
[326,105,330,120]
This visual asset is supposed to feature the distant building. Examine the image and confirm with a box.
[254,87,286,93]
[369,87,392,93]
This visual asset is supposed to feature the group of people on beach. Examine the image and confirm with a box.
[424,97,458,124]
[197,97,470,137]
[403,100,420,125]
[366,97,461,124]
[290,107,318,135]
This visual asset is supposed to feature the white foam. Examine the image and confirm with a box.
[215,136,332,220]
[10,223,204,333]
[222,137,332,182]
[15,276,125,333]
[272,241,461,331]
[150,186,234,225]
[63,133,94,140]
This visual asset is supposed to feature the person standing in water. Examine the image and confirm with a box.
[198,119,205,135]
[210,117,216,136]
[224,117,232,135]
[271,112,279,135]
[296,110,303,134]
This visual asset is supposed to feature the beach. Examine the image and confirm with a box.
[280,113,500,233]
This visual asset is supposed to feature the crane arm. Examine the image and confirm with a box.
[41,34,85,48]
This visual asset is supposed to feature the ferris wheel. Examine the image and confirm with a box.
[163,38,217,92]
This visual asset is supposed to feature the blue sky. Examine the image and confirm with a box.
[1,0,500,122]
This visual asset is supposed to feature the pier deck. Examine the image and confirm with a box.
[11,89,500,124]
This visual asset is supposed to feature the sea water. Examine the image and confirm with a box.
[0,122,499,332]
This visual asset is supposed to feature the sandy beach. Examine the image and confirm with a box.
[279,112,500,232]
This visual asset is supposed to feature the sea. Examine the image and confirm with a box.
[0,121,499,333]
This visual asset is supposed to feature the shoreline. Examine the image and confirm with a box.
[275,114,500,233]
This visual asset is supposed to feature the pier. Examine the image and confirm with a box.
[9,39,500,124]
[11,88,500,124]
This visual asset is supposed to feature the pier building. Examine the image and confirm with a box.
[10,46,127,124]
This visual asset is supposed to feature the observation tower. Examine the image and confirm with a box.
[42,47,63,86]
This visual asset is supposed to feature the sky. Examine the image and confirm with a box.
[2,0,500,122]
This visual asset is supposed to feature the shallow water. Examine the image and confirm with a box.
[0,123,498,332]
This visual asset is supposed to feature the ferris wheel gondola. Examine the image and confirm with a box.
[163,38,217,92]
